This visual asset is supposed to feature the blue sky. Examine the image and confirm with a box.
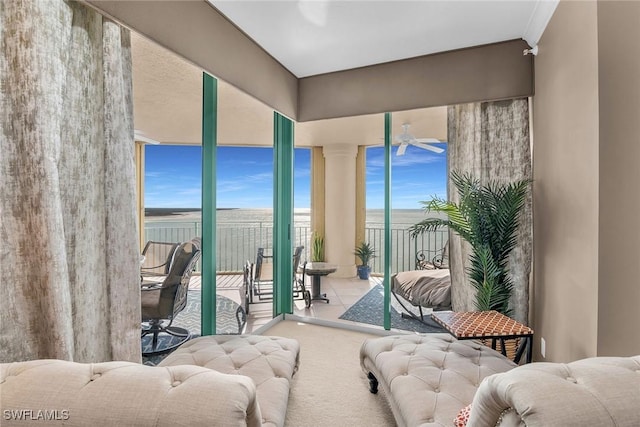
[367,144,447,209]
[145,144,446,209]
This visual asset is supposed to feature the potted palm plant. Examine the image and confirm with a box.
[354,241,376,280]
[409,171,529,315]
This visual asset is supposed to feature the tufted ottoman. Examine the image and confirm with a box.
[360,333,516,427]
[159,335,300,427]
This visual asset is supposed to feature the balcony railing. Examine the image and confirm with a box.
[144,222,447,274]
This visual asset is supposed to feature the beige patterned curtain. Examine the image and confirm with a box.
[447,99,533,324]
[0,0,141,363]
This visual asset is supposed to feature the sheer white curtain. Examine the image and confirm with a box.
[447,99,533,324]
[0,0,140,362]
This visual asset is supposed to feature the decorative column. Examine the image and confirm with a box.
[310,147,325,238]
[323,144,358,277]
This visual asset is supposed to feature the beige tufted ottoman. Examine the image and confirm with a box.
[360,333,516,427]
[160,335,299,427]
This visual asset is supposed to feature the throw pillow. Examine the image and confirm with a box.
[454,404,472,427]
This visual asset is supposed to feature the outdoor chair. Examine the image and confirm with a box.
[415,240,449,270]
[240,260,252,314]
[140,240,180,280]
[250,247,274,303]
[391,241,451,323]
[141,238,201,356]
[246,246,310,306]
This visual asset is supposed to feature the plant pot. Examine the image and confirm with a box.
[356,265,371,280]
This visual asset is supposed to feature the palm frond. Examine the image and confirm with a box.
[410,199,473,243]
[468,246,513,315]
[412,171,529,316]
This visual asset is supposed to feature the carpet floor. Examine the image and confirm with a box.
[263,320,397,427]
[339,284,446,333]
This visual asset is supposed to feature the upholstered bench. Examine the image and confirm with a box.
[360,333,515,427]
[159,335,300,427]
[1,360,263,426]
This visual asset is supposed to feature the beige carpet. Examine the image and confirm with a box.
[263,320,396,427]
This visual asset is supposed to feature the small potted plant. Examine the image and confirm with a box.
[354,241,375,280]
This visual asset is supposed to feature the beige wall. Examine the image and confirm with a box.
[299,40,533,122]
[533,0,640,362]
[533,0,600,362]
[596,0,640,356]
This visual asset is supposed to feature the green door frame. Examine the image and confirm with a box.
[273,112,294,316]
[383,112,392,330]
[201,72,217,335]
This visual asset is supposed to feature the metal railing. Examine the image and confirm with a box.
[364,225,448,274]
[144,222,447,274]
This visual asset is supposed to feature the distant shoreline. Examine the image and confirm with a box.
[145,208,237,217]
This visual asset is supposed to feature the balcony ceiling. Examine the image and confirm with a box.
[133,0,557,147]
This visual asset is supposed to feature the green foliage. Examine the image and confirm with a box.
[311,231,325,262]
[409,171,529,315]
[354,241,376,266]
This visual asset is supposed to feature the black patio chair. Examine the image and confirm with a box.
[141,238,201,356]
[140,240,180,281]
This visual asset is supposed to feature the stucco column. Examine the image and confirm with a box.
[323,144,358,277]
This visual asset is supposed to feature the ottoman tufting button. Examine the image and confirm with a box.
[172,381,181,387]
[90,374,101,381]
[566,377,577,383]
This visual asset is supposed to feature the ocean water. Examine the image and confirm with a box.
[145,208,443,227]
[144,208,448,272]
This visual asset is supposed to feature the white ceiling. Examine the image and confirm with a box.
[133,0,557,146]
[209,0,557,77]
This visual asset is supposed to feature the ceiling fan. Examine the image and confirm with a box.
[134,130,160,145]
[395,123,444,156]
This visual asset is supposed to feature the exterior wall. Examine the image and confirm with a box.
[533,0,601,362]
[596,1,640,356]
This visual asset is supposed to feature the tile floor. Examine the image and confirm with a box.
[194,273,382,333]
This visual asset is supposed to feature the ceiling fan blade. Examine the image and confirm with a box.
[413,137,441,144]
[413,141,444,154]
[397,143,408,156]
[134,130,160,145]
